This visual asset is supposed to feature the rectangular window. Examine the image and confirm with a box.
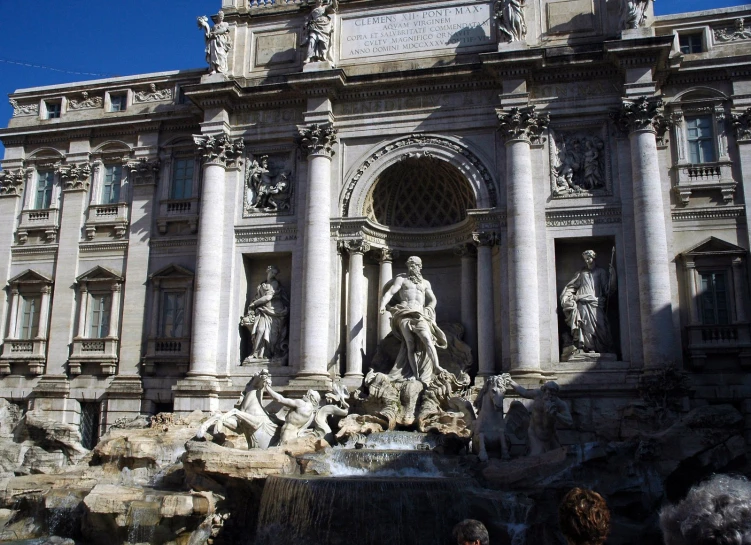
[79,402,100,450]
[686,115,716,164]
[35,171,54,209]
[45,101,61,119]
[89,293,112,338]
[679,33,703,54]
[102,165,122,204]
[109,94,127,112]
[161,292,185,337]
[170,159,194,200]
[19,296,40,339]
[700,272,729,325]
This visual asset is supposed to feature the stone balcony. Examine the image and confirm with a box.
[156,198,198,234]
[0,338,47,375]
[17,208,59,244]
[68,337,118,375]
[671,160,736,205]
[686,322,751,369]
[84,202,129,239]
[143,337,190,375]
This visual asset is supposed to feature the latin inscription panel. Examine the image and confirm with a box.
[340,3,493,60]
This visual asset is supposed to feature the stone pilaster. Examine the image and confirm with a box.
[295,123,338,378]
[0,169,25,350]
[473,232,498,380]
[497,106,548,375]
[343,239,370,383]
[377,248,396,342]
[455,244,477,366]
[612,96,675,367]
[732,109,751,279]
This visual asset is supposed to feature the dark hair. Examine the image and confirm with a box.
[559,488,611,545]
[452,519,489,545]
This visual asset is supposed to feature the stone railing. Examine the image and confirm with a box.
[69,337,118,375]
[686,323,751,370]
[143,336,190,375]
[84,202,129,240]
[671,160,736,205]
[17,208,60,244]
[157,198,199,234]
[0,338,47,375]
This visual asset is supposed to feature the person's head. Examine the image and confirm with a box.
[452,519,489,545]
[216,10,225,21]
[266,265,279,280]
[659,474,751,545]
[303,389,321,407]
[582,250,596,269]
[406,256,422,275]
[541,381,561,400]
[559,488,610,545]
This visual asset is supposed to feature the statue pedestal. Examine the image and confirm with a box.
[561,350,618,363]
[621,27,655,40]
[498,40,527,52]
[200,72,229,83]
[303,61,335,72]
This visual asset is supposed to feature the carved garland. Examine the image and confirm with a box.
[0,169,28,196]
[296,123,338,158]
[193,134,245,167]
[9,99,39,117]
[341,134,497,216]
[611,96,669,136]
[56,163,93,190]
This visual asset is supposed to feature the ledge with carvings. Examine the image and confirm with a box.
[156,198,199,235]
[85,202,129,240]
[142,337,190,375]
[68,337,118,376]
[0,339,47,376]
[671,160,736,205]
[17,208,59,244]
[686,323,751,370]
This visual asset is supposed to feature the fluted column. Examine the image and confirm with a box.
[455,244,478,365]
[474,232,498,379]
[613,97,675,367]
[6,288,19,339]
[377,248,395,342]
[344,239,370,379]
[189,134,244,378]
[497,106,549,374]
[37,286,52,341]
[296,124,338,377]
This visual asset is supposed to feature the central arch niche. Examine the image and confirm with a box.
[364,157,476,228]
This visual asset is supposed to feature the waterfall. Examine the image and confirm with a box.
[125,500,160,544]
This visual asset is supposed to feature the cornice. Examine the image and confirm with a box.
[150,237,198,249]
[11,245,58,258]
[79,241,128,253]
[671,205,745,222]
[235,224,298,243]
[545,205,622,227]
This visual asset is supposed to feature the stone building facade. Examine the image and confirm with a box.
[1,0,751,446]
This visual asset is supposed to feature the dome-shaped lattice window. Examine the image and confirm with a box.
[363,157,476,228]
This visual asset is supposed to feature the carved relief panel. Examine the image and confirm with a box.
[243,151,295,217]
[548,122,611,198]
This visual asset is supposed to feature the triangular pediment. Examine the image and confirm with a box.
[8,269,53,286]
[149,264,194,280]
[76,265,123,283]
[683,237,747,257]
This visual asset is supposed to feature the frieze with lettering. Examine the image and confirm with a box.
[335,90,496,116]
[233,109,304,127]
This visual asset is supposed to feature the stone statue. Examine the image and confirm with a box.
[241,266,289,364]
[620,0,652,30]
[379,256,449,384]
[245,156,292,213]
[197,11,232,75]
[560,249,616,358]
[551,131,606,195]
[471,375,511,461]
[302,0,337,64]
[507,378,572,456]
[494,0,527,42]
[264,384,321,444]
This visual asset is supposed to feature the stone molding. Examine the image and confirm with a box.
[0,168,27,197]
[671,205,746,222]
[732,108,751,142]
[611,96,668,136]
[193,134,245,167]
[55,163,93,191]
[340,238,371,255]
[79,241,129,253]
[150,237,198,249]
[472,231,499,247]
[496,106,550,144]
[127,159,160,185]
[234,224,298,244]
[545,205,622,227]
[68,92,103,110]
[134,84,174,103]
[11,245,59,258]
[9,99,38,117]
[296,123,338,158]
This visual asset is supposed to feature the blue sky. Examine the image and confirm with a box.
[0,0,747,159]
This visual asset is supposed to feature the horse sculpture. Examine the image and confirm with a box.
[196,370,280,449]
[472,374,510,461]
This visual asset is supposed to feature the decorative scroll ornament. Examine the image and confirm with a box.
[341,238,371,255]
[193,134,245,166]
[732,108,751,142]
[127,159,160,185]
[496,106,550,143]
[296,123,338,158]
[715,18,751,43]
[56,163,92,190]
[68,92,103,110]
[9,99,39,117]
[0,169,27,196]
[134,84,173,103]
[611,96,668,136]
[472,231,499,247]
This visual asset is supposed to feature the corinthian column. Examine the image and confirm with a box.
[343,239,370,380]
[377,248,396,342]
[189,134,244,378]
[497,106,549,374]
[473,232,498,379]
[455,244,477,364]
[613,96,675,367]
[296,123,338,378]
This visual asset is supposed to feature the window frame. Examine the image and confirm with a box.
[33,169,56,210]
[106,90,130,113]
[169,157,195,200]
[43,100,62,120]
[698,270,730,326]
[685,114,717,164]
[101,164,123,204]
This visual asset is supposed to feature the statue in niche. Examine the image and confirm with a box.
[551,131,606,196]
[560,249,616,360]
[379,255,449,384]
[197,11,232,75]
[506,378,573,456]
[245,156,292,214]
[301,0,337,64]
[620,0,652,30]
[241,266,289,364]
[494,0,527,42]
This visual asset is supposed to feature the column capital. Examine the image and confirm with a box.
[40,286,52,295]
[611,96,669,136]
[0,168,27,197]
[56,162,92,191]
[454,243,477,258]
[193,134,245,167]
[296,123,338,158]
[340,238,371,255]
[496,105,549,144]
[732,108,751,142]
[127,158,160,185]
[111,284,122,293]
[732,256,745,267]
[377,247,398,263]
[472,231,499,247]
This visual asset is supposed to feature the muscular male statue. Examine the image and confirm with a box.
[379,256,448,384]
[507,378,573,456]
[264,383,320,444]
